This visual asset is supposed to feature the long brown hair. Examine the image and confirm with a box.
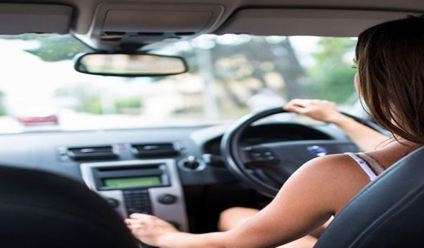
[356,16,424,144]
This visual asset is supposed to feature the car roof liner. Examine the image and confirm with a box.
[217,8,420,37]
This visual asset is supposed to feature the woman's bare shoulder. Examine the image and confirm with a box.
[291,154,372,212]
[300,153,368,175]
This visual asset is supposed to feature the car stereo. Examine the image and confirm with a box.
[80,159,188,233]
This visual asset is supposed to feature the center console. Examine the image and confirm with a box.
[80,159,188,232]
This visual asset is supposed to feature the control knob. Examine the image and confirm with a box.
[158,194,177,205]
[179,156,205,171]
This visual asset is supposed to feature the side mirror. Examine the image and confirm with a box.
[75,53,188,77]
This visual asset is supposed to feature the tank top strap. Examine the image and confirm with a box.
[357,152,385,175]
[345,152,379,181]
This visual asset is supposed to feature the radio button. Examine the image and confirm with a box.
[158,194,177,204]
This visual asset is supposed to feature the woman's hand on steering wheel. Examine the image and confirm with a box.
[284,98,389,152]
[284,99,346,124]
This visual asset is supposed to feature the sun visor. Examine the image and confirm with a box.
[103,8,220,33]
[217,9,420,37]
[0,4,72,34]
[91,3,224,42]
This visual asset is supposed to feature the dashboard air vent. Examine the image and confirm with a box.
[66,146,118,161]
[131,143,180,158]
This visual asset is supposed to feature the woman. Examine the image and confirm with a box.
[217,99,389,248]
[125,17,423,248]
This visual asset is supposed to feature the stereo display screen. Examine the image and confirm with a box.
[103,176,162,188]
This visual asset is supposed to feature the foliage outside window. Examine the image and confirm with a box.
[0,34,357,132]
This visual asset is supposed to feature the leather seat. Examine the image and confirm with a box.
[0,166,138,248]
[315,146,424,247]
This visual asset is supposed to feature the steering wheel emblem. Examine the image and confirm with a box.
[307,145,327,157]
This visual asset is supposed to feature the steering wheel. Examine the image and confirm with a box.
[220,107,384,197]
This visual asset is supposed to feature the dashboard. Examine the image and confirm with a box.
[0,121,351,240]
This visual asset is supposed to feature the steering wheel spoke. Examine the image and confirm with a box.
[241,146,280,168]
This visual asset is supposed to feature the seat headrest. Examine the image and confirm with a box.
[0,165,138,248]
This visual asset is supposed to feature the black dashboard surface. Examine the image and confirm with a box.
[0,122,349,186]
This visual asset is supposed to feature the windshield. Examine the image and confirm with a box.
[0,34,357,133]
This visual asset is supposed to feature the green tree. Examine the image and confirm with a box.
[1,34,90,62]
[174,36,308,108]
[114,97,143,113]
[308,38,357,103]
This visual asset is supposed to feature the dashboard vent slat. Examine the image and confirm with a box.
[66,146,118,161]
[131,143,180,158]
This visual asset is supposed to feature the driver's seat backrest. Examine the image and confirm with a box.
[0,165,139,248]
[315,146,424,248]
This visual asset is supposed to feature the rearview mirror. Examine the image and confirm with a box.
[75,53,188,77]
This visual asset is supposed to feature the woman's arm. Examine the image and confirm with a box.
[331,114,389,151]
[284,99,388,151]
[126,154,370,248]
